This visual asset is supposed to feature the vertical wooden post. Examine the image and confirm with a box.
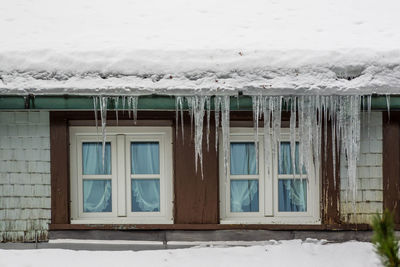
[50,112,70,224]
[321,118,341,224]
[383,111,400,223]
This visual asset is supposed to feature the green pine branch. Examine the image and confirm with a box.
[371,210,400,267]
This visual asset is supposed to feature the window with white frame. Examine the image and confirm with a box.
[69,126,173,224]
[219,128,320,224]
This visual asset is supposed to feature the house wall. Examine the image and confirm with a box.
[0,110,386,242]
[340,112,383,224]
[0,111,51,242]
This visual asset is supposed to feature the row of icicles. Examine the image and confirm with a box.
[93,94,388,208]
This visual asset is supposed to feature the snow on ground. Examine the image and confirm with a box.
[0,240,382,267]
[0,0,400,95]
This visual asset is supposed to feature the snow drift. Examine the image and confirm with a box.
[0,240,382,267]
[0,0,400,95]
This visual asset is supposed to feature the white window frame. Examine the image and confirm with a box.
[219,127,320,224]
[70,126,173,224]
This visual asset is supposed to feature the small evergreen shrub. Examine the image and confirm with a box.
[371,210,400,267]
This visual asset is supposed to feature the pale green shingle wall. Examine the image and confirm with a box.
[340,112,383,224]
[0,111,50,242]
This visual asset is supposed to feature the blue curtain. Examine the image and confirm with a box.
[230,180,259,212]
[131,142,160,174]
[82,142,111,175]
[132,179,160,212]
[83,180,112,212]
[230,143,257,175]
[278,179,307,212]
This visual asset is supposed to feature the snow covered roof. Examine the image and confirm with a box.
[1,0,400,95]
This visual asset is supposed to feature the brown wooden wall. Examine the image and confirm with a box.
[50,113,70,224]
[320,119,341,224]
[50,110,345,230]
[383,111,400,223]
[174,114,219,224]
[50,111,220,226]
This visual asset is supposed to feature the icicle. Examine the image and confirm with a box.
[289,96,297,176]
[93,96,99,134]
[186,97,195,140]
[297,96,305,178]
[330,96,337,187]
[347,96,361,208]
[263,96,272,178]
[322,96,328,164]
[271,96,282,171]
[86,92,370,215]
[174,96,184,142]
[99,96,108,170]
[252,95,261,171]
[122,95,126,114]
[314,95,322,182]
[206,96,211,151]
[179,97,184,142]
[214,96,222,151]
[333,95,361,208]
[127,96,132,118]
[175,96,181,137]
[221,96,231,180]
[386,94,391,121]
[192,96,207,177]
[126,96,138,122]
[131,96,138,123]
[114,96,119,125]
[367,94,372,138]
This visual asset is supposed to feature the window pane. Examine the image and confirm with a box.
[131,142,160,174]
[230,180,259,212]
[278,142,306,175]
[278,179,307,212]
[230,143,257,175]
[132,179,160,212]
[83,179,112,212]
[82,142,111,175]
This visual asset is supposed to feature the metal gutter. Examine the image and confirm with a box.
[0,95,397,110]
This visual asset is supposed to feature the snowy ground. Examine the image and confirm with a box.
[0,240,382,267]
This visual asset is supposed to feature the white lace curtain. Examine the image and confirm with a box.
[82,143,112,212]
[229,142,307,212]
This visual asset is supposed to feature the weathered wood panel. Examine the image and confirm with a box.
[48,229,376,243]
[383,111,400,223]
[50,112,70,224]
[174,114,219,223]
[49,223,372,231]
[321,118,341,224]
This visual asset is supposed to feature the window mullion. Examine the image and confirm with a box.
[263,138,273,216]
[116,134,127,217]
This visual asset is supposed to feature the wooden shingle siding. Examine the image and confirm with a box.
[0,111,51,242]
[341,112,383,224]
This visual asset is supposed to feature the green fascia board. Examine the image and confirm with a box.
[0,95,398,110]
[0,95,252,110]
